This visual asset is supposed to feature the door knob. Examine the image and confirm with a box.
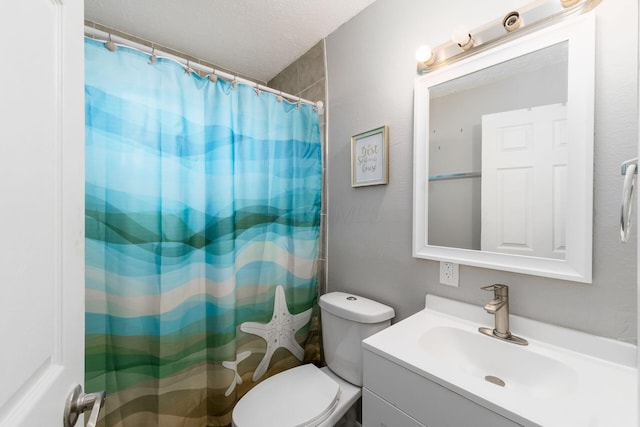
[63,385,105,427]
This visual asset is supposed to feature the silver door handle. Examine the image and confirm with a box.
[63,385,106,427]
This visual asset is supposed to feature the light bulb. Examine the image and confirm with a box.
[415,45,436,72]
[415,45,433,63]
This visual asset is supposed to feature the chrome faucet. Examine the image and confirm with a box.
[479,284,528,346]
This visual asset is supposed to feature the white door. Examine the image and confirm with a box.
[0,1,88,426]
[481,104,568,259]
[637,2,640,410]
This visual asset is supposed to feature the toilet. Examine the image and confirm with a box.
[232,292,395,427]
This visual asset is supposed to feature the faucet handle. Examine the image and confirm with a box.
[481,284,508,298]
[481,284,507,291]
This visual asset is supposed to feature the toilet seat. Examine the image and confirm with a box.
[233,364,341,427]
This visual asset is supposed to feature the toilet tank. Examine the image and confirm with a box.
[319,292,394,386]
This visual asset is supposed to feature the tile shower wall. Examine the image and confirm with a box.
[269,40,328,296]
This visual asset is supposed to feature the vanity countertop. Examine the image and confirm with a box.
[362,294,637,427]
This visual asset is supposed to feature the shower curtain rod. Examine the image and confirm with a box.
[84,25,324,113]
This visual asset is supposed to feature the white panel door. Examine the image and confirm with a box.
[482,104,568,259]
[0,1,86,426]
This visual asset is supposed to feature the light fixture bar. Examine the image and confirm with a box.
[416,0,600,74]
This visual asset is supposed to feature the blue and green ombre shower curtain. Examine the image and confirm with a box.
[84,38,322,427]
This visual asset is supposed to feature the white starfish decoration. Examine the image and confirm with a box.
[221,350,252,396]
[240,285,313,381]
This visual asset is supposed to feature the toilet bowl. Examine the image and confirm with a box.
[232,364,360,427]
[232,292,394,427]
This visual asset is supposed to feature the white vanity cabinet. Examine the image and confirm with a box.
[363,388,424,427]
[362,349,522,427]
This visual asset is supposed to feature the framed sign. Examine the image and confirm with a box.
[351,125,389,187]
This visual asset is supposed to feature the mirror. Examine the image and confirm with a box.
[428,42,568,257]
[413,15,595,283]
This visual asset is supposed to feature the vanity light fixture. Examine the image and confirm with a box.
[451,25,474,51]
[415,0,599,74]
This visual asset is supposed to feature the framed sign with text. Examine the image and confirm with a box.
[351,125,389,187]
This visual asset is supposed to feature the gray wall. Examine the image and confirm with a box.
[326,0,638,343]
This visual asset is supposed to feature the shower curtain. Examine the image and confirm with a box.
[84,38,322,426]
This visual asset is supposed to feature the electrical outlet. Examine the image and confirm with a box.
[440,261,459,286]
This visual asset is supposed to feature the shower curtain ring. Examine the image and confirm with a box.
[104,34,117,52]
[276,91,284,103]
[184,60,191,74]
[232,76,238,90]
[148,46,157,65]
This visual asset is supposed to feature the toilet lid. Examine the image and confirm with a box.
[233,364,341,427]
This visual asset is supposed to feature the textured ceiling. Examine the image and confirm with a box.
[85,0,377,83]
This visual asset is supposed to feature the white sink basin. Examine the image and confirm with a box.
[363,294,637,427]
[419,326,578,400]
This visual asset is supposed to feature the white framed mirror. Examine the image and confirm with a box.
[413,14,595,283]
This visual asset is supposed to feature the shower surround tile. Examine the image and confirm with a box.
[298,41,325,92]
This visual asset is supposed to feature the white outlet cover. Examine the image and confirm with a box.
[440,262,459,286]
